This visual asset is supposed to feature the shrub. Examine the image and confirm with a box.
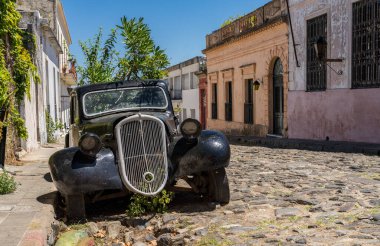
[0,171,17,194]
[126,189,174,217]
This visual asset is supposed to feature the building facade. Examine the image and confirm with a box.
[287,0,380,143]
[203,0,289,137]
[17,0,75,151]
[165,57,205,123]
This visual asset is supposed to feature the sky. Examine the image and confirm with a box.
[61,0,271,67]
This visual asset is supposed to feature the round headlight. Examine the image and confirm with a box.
[79,133,102,157]
[180,118,202,139]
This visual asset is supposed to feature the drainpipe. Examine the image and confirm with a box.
[285,0,300,67]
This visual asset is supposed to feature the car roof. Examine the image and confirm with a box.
[71,80,168,97]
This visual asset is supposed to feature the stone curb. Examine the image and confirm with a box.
[227,135,380,156]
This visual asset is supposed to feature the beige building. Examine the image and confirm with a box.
[203,0,289,137]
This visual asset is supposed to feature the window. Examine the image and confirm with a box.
[244,79,254,124]
[190,72,198,89]
[352,0,380,88]
[181,74,190,90]
[211,83,218,119]
[190,109,196,119]
[306,14,327,91]
[182,108,187,120]
[173,76,181,99]
[225,81,232,121]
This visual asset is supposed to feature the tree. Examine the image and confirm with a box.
[77,28,118,85]
[116,17,169,81]
[0,0,39,140]
[77,16,169,85]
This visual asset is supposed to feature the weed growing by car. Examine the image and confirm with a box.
[126,189,174,217]
[0,171,16,194]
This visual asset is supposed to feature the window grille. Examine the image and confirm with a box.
[352,0,380,88]
[306,14,327,91]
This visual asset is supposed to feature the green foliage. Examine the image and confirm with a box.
[126,189,174,217]
[45,110,56,143]
[0,171,17,194]
[220,14,256,28]
[221,15,242,27]
[116,17,169,81]
[77,16,169,85]
[77,28,118,85]
[0,0,40,141]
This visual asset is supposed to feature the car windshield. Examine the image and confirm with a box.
[83,87,168,116]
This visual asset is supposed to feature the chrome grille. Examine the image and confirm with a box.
[115,114,168,196]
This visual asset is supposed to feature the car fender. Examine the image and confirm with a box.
[48,147,123,195]
[169,130,230,177]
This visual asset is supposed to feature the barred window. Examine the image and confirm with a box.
[352,0,380,88]
[306,14,327,91]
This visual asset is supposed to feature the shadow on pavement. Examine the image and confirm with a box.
[39,187,216,223]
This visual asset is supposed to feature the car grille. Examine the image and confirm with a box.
[115,114,168,196]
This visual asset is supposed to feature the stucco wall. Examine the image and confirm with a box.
[288,88,380,143]
[288,0,380,143]
[205,22,289,136]
[182,89,200,120]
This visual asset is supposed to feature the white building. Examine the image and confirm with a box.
[17,0,75,151]
[165,57,205,122]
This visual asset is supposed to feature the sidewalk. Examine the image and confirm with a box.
[0,144,62,246]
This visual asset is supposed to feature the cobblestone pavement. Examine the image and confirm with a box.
[61,145,380,246]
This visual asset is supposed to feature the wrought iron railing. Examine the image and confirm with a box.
[206,0,283,49]
[244,103,253,124]
[225,103,232,122]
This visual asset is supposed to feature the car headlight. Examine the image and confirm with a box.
[180,118,202,139]
[79,133,102,157]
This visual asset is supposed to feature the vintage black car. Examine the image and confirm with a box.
[49,80,230,218]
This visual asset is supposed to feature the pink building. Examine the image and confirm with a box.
[287,0,380,143]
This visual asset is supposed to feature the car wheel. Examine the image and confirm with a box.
[207,168,230,205]
[65,194,86,220]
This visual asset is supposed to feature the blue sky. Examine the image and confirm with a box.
[61,0,271,67]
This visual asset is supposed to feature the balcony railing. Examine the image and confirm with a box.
[211,103,218,119]
[225,103,232,122]
[206,0,283,49]
[244,103,253,124]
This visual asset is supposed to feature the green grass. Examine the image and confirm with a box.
[0,171,17,194]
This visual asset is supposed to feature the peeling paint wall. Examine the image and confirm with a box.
[287,0,380,143]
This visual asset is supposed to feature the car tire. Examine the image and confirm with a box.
[65,194,86,220]
[207,168,230,205]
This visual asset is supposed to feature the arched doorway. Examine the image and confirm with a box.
[273,58,284,135]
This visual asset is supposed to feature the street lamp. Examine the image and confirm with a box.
[253,79,262,91]
[313,36,344,75]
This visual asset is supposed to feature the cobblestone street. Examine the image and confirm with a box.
[66,144,380,246]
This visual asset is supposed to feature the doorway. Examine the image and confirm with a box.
[273,58,283,135]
